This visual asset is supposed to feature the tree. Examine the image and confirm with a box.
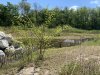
[19,0,31,15]
[0,2,19,26]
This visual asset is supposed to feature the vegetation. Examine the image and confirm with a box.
[1,0,100,29]
[59,60,100,75]
[1,0,100,75]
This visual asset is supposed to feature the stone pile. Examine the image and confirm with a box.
[0,31,23,61]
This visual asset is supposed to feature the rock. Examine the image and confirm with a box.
[0,39,9,49]
[0,50,5,56]
[0,32,12,49]
[0,50,5,62]
[0,31,24,63]
[5,34,13,45]
[0,31,6,39]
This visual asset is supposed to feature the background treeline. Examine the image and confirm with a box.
[0,0,100,30]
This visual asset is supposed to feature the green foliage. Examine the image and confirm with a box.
[53,26,62,36]
[1,1,100,29]
[31,25,54,60]
[0,2,19,26]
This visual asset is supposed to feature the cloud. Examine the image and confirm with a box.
[90,0,100,6]
[69,5,79,10]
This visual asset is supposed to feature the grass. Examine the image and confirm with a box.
[82,39,100,46]
[39,44,100,75]
[1,26,100,75]
[59,59,100,75]
[0,50,38,75]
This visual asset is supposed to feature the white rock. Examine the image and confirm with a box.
[0,31,24,55]
[0,50,5,56]
[0,39,9,49]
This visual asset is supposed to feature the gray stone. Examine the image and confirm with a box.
[0,39,9,49]
[0,32,13,49]
[0,50,5,56]
[0,50,5,62]
[5,34,13,45]
[0,31,6,39]
[0,31,23,52]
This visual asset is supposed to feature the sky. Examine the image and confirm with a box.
[0,0,100,9]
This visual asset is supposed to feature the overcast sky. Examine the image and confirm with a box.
[0,0,100,9]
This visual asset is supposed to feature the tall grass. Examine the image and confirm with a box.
[59,58,100,75]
